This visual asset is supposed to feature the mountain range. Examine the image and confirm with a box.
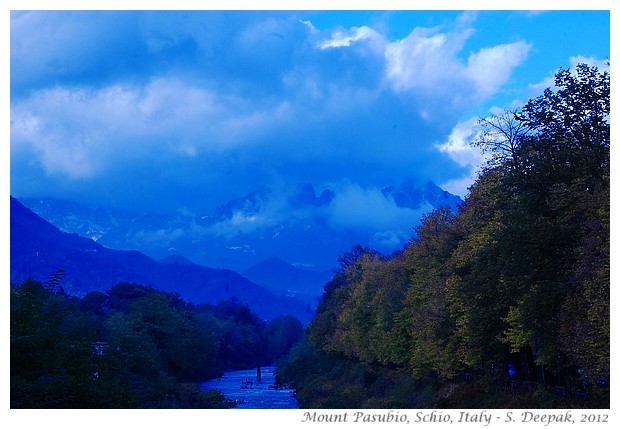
[10,196,314,324]
[20,179,462,273]
[13,179,461,321]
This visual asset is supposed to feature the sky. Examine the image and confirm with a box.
[8,7,611,224]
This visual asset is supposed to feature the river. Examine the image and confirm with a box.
[200,366,298,409]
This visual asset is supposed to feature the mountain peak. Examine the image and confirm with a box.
[214,188,270,219]
[382,178,462,212]
[159,253,195,266]
[289,183,335,208]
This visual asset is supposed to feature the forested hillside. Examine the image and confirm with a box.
[277,64,610,408]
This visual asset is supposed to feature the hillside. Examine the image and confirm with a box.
[243,257,333,309]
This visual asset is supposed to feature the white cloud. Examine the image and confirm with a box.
[133,228,185,246]
[318,25,383,49]
[10,76,301,180]
[569,55,609,72]
[436,117,487,167]
[384,27,466,93]
[321,181,436,252]
[465,41,531,101]
[455,11,479,26]
[370,230,411,250]
[384,22,530,114]
[440,174,480,201]
[436,117,489,198]
[205,187,294,239]
[527,75,555,98]
[326,182,429,233]
[10,88,118,178]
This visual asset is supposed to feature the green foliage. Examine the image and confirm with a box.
[399,207,462,378]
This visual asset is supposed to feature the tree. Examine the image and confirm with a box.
[470,63,610,382]
[265,315,304,361]
[11,279,107,407]
[557,173,610,382]
[365,254,409,366]
[396,207,462,378]
[475,109,533,170]
[447,169,516,375]
[308,246,379,353]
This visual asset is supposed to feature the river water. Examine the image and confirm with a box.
[200,366,298,409]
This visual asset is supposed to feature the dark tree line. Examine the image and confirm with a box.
[278,63,609,408]
[11,278,303,408]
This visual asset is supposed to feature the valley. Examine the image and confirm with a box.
[17,179,461,317]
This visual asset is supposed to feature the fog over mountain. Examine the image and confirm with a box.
[21,179,461,273]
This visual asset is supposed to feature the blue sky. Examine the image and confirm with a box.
[8,8,611,223]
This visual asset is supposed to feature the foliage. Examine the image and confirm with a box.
[11,279,304,408]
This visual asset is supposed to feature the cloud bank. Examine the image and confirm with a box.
[10,10,607,219]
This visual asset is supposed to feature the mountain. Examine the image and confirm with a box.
[10,197,313,325]
[18,197,136,242]
[19,188,362,272]
[19,179,463,273]
[159,253,196,265]
[242,258,333,310]
[382,179,462,212]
